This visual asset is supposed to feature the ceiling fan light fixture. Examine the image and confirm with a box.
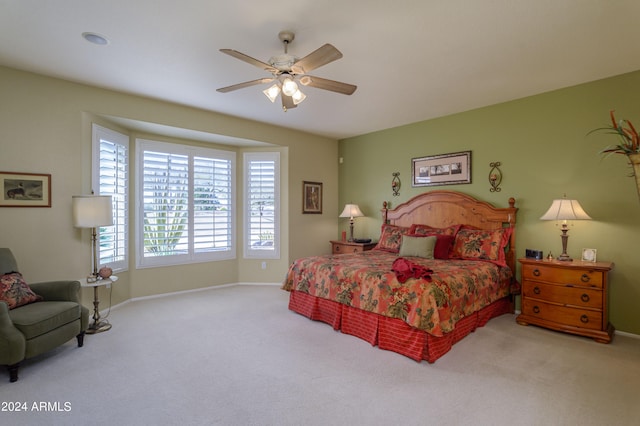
[281,76,298,97]
[217,31,356,108]
[263,84,280,103]
[291,89,306,105]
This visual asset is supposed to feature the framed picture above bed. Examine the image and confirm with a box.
[302,181,322,214]
[411,151,471,187]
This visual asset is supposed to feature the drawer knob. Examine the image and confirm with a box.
[533,305,540,314]
[533,286,541,295]
[335,246,341,252]
[533,269,541,277]
[580,314,589,324]
[581,293,590,303]
[581,273,591,283]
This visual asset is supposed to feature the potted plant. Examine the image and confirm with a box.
[589,110,640,199]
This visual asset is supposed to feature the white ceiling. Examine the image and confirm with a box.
[2,0,640,140]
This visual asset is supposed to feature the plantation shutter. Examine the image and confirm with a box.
[93,124,128,271]
[193,156,232,252]
[137,139,235,268]
[142,150,190,257]
[244,152,279,259]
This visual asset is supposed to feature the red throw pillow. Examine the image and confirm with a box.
[408,234,455,259]
[0,272,42,309]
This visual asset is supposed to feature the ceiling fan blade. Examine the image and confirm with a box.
[299,75,357,95]
[219,49,279,73]
[216,78,274,93]
[281,93,296,111]
[291,44,343,74]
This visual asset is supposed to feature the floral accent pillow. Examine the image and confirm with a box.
[409,223,461,237]
[373,224,411,253]
[450,227,512,266]
[0,272,42,309]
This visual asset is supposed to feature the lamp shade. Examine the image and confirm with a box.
[281,76,298,96]
[291,89,306,105]
[339,204,364,219]
[540,198,591,221]
[263,84,280,103]
[72,195,113,228]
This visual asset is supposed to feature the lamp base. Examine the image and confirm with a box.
[348,219,355,242]
[558,226,573,261]
[86,320,112,334]
[87,284,111,334]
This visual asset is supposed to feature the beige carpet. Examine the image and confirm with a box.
[2,284,640,426]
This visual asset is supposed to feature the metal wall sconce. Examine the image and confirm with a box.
[392,172,401,196]
[489,162,502,192]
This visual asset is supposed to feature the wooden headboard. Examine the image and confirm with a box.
[381,190,518,272]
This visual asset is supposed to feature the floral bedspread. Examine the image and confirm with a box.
[282,251,514,337]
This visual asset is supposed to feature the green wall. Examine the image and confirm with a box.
[339,70,640,335]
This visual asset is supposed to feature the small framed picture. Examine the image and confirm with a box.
[0,171,52,207]
[581,248,597,262]
[302,181,322,214]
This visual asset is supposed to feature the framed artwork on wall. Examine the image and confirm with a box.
[0,171,52,207]
[302,181,322,214]
[411,151,471,187]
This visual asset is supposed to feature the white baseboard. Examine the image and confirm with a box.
[103,282,281,314]
[614,329,640,339]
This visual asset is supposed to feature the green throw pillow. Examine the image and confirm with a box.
[398,235,436,259]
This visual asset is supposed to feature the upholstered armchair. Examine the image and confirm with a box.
[0,248,89,382]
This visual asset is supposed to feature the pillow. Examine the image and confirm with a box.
[410,223,461,237]
[410,233,455,259]
[450,227,513,266]
[0,272,42,309]
[373,224,411,253]
[399,235,437,258]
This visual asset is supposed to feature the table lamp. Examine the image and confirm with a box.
[339,204,364,242]
[540,196,591,261]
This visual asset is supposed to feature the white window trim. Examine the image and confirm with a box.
[135,139,236,269]
[243,152,280,259]
[92,124,129,272]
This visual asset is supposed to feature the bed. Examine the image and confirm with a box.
[282,190,518,363]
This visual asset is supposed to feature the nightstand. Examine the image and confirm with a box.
[516,259,614,343]
[331,240,377,254]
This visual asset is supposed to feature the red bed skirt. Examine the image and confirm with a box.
[288,290,512,363]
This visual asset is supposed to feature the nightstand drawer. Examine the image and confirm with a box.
[332,242,361,254]
[331,241,376,254]
[522,281,602,309]
[521,299,603,331]
[522,264,604,288]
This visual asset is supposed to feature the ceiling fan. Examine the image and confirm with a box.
[217,31,357,111]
